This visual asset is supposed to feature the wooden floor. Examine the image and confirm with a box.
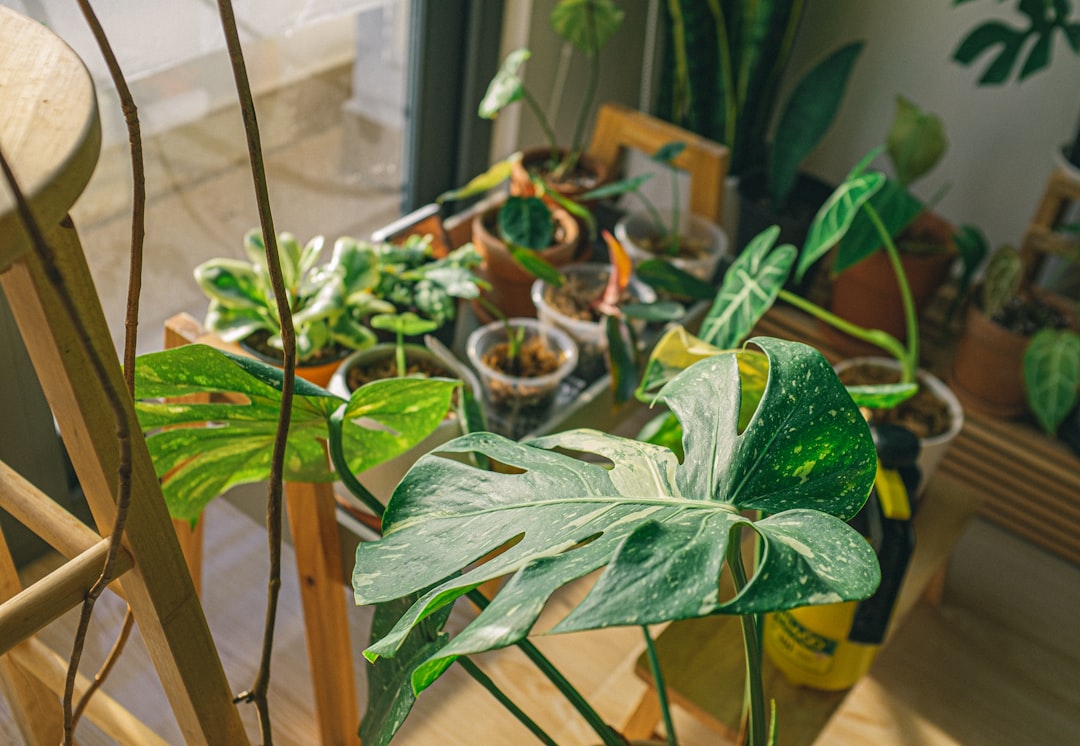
[4,491,1080,745]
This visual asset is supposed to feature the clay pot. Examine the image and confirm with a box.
[471,200,584,319]
[825,210,957,357]
[949,305,1030,418]
[509,145,611,204]
[239,334,348,389]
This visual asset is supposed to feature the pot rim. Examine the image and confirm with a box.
[529,263,658,337]
[466,317,578,388]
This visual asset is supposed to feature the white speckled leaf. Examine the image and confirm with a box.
[355,337,879,692]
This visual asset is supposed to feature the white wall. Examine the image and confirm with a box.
[789,0,1080,248]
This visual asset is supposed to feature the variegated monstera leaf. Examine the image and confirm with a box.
[355,336,879,693]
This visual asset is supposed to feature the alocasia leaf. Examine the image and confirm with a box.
[478,49,530,119]
[798,171,886,281]
[355,337,879,693]
[1024,328,1080,435]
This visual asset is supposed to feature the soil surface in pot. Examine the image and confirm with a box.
[481,336,561,380]
[243,329,349,367]
[987,294,1072,335]
[838,363,952,440]
[542,272,638,322]
[629,230,712,261]
[523,156,603,192]
[345,355,452,392]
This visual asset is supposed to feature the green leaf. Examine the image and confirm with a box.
[886,96,947,186]
[360,595,454,746]
[371,312,441,337]
[1019,29,1054,80]
[769,42,864,210]
[699,226,796,348]
[356,338,878,691]
[635,258,716,300]
[133,345,343,522]
[498,196,554,251]
[798,172,886,280]
[194,259,265,310]
[438,157,517,202]
[980,246,1024,316]
[550,0,625,55]
[1024,329,1080,435]
[843,382,919,410]
[636,326,724,399]
[953,22,1026,84]
[203,301,272,342]
[827,179,923,276]
[479,50,530,119]
[651,141,687,165]
[509,245,564,287]
[605,315,638,403]
[277,232,305,292]
[579,173,653,202]
[620,300,685,322]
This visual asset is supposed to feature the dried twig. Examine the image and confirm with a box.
[215,1,298,741]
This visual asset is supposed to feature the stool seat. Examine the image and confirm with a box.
[0,5,100,269]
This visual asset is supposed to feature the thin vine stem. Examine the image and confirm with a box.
[215,1,297,741]
[68,0,147,730]
[727,538,765,746]
[642,625,678,745]
[864,202,920,383]
[457,657,559,746]
[0,149,133,746]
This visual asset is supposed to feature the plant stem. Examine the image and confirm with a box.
[777,290,908,368]
[642,626,679,745]
[522,88,560,164]
[727,539,766,746]
[395,330,407,378]
[467,590,623,746]
[864,203,919,383]
[457,658,560,746]
[328,407,385,518]
[217,1,295,740]
[563,2,599,177]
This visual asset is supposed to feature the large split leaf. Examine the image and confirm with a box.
[355,337,879,693]
[134,344,458,522]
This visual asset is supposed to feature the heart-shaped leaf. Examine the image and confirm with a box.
[798,171,886,280]
[355,337,878,693]
[1025,328,1080,435]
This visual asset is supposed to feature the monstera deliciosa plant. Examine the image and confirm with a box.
[350,337,881,746]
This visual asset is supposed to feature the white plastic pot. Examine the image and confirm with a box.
[614,209,729,282]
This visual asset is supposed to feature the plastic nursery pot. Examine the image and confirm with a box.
[471,199,585,320]
[466,318,577,441]
[329,343,466,505]
[834,357,964,497]
[614,209,730,283]
[239,332,349,389]
[531,263,658,383]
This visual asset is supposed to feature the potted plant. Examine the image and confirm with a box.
[608,141,730,282]
[194,229,395,386]
[465,316,578,440]
[638,151,964,491]
[822,97,960,356]
[478,0,625,197]
[329,312,483,507]
[950,238,1080,433]
[657,1,863,242]
[347,336,881,746]
[531,232,684,399]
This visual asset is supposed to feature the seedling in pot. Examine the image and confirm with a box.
[370,312,441,379]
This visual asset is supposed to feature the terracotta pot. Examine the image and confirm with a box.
[239,335,348,389]
[471,200,584,319]
[509,145,611,203]
[824,211,957,357]
[949,304,1030,418]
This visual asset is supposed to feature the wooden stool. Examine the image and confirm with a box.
[1020,165,1080,283]
[0,6,248,743]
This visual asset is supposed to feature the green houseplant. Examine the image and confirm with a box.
[950,238,1080,434]
[349,336,880,746]
[479,0,625,186]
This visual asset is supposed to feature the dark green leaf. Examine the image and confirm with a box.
[579,173,653,202]
[952,21,1022,66]
[1019,30,1054,80]
[620,300,686,321]
[635,258,716,300]
[828,179,922,276]
[769,42,863,209]
[651,141,687,165]
[605,315,638,403]
[499,196,554,251]
[509,245,564,286]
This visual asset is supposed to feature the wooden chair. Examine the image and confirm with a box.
[0,6,248,744]
[586,101,730,223]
